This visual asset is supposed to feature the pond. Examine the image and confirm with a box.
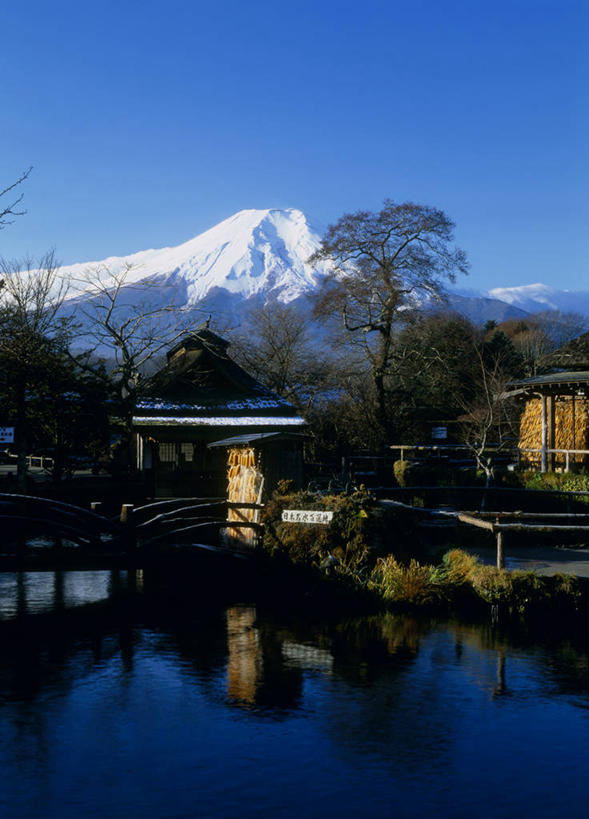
[1,568,589,818]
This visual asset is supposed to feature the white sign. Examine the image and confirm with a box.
[0,427,14,444]
[282,509,334,525]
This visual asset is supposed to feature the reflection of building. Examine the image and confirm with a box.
[226,606,262,705]
[281,642,334,673]
[225,606,304,710]
[133,326,305,497]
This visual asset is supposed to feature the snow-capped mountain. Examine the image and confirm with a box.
[487,284,589,316]
[62,208,328,310]
[23,207,588,336]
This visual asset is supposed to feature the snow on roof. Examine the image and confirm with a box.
[135,397,291,412]
[132,415,306,427]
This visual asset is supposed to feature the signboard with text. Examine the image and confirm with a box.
[0,427,15,444]
[282,510,333,525]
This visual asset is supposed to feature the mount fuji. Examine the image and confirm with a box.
[47,208,588,333]
[60,208,330,327]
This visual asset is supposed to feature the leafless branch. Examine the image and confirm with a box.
[0,167,33,228]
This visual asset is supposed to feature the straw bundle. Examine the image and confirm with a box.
[226,447,263,545]
[519,397,589,467]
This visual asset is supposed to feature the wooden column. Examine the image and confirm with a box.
[572,393,577,470]
[547,394,555,471]
[496,529,504,570]
[541,395,548,473]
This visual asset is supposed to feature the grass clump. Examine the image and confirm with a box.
[369,556,447,606]
[440,549,583,617]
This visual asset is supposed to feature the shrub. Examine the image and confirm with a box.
[261,488,387,571]
[369,555,447,606]
[393,460,411,487]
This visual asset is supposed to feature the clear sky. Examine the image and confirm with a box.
[1,0,586,292]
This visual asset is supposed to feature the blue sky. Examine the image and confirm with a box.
[1,0,586,292]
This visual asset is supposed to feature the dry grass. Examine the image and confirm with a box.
[369,555,447,606]
[519,397,589,468]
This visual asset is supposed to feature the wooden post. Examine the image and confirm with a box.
[541,395,548,473]
[496,529,504,570]
[572,394,576,463]
[547,395,555,471]
[120,503,136,551]
[120,503,134,523]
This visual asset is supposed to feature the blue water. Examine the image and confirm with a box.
[1,571,589,818]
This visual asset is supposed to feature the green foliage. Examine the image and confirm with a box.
[262,489,387,571]
[440,548,582,616]
[261,490,585,621]
[366,548,582,617]
[521,470,589,494]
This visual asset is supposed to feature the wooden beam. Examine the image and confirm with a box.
[473,511,589,519]
[494,523,589,532]
[457,512,495,531]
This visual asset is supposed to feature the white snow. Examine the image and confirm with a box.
[132,415,307,427]
[487,284,589,316]
[136,397,292,411]
[52,208,332,307]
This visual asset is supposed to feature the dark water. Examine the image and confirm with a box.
[1,569,589,819]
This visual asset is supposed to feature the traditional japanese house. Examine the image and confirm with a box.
[509,331,589,471]
[133,326,306,496]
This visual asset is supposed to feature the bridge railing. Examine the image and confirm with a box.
[125,498,265,550]
[0,493,120,551]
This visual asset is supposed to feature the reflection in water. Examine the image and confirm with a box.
[225,605,303,711]
[1,573,589,818]
[0,571,116,620]
[226,606,262,704]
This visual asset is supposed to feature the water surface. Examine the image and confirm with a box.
[1,569,589,818]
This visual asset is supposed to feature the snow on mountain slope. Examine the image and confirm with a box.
[487,284,589,316]
[60,208,328,306]
[18,207,589,330]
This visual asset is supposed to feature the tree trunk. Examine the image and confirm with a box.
[372,329,393,437]
[15,382,27,493]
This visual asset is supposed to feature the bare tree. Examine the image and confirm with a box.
[0,167,32,230]
[71,263,198,466]
[507,311,589,376]
[310,200,469,437]
[229,302,334,413]
[0,250,70,489]
[459,340,521,495]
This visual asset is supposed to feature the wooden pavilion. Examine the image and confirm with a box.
[509,331,589,472]
[133,326,306,496]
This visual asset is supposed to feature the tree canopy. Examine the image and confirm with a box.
[310,200,469,437]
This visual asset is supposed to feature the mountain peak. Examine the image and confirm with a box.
[58,207,329,306]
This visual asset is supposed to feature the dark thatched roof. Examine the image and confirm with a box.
[134,326,303,425]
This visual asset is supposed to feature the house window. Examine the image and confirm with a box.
[181,443,194,462]
[159,443,177,463]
